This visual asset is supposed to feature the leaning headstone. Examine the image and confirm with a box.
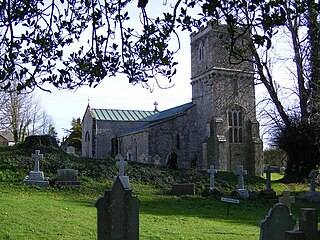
[234,165,249,198]
[23,150,49,187]
[305,169,320,202]
[259,203,296,240]
[261,166,276,198]
[279,191,295,212]
[95,177,140,240]
[115,153,130,189]
[55,169,80,187]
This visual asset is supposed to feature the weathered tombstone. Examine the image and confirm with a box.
[55,169,80,187]
[279,191,295,212]
[280,166,286,174]
[171,183,195,196]
[305,169,320,202]
[207,165,217,190]
[152,154,161,166]
[95,177,140,240]
[261,166,276,198]
[66,146,76,154]
[115,153,130,189]
[23,150,49,187]
[259,203,296,240]
[234,165,249,198]
[285,208,320,240]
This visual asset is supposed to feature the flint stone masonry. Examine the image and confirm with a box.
[82,23,264,176]
[95,177,140,240]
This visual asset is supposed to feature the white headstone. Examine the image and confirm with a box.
[207,165,217,190]
[114,153,130,189]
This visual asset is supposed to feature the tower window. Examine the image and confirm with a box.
[228,110,243,143]
[85,131,90,142]
[198,41,205,61]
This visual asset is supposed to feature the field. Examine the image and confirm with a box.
[0,145,319,239]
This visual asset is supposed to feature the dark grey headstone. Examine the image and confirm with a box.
[95,177,140,240]
[260,203,296,240]
[55,169,80,187]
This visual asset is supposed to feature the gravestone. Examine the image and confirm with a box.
[66,146,76,154]
[305,169,320,202]
[279,191,295,212]
[259,203,296,240]
[171,183,195,196]
[207,165,217,190]
[23,150,49,187]
[115,153,130,189]
[261,166,276,198]
[152,154,161,166]
[95,177,140,240]
[55,169,80,187]
[285,208,320,240]
[234,165,249,198]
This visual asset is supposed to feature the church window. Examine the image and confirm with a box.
[85,131,90,142]
[228,110,243,143]
[198,41,205,61]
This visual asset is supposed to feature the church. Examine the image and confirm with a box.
[82,23,263,175]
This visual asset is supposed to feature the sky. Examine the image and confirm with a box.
[32,2,297,147]
[34,42,192,141]
[34,2,193,141]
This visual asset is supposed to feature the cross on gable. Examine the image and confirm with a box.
[279,191,295,211]
[31,150,43,172]
[115,153,128,176]
[153,101,159,112]
[207,165,218,189]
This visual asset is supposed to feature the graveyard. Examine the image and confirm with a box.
[0,145,320,239]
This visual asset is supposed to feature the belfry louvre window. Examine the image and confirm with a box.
[228,110,243,143]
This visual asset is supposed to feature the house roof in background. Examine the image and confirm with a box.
[91,108,157,122]
[0,132,14,142]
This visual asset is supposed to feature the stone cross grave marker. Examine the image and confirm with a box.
[234,165,247,189]
[234,165,249,198]
[265,166,272,190]
[207,165,217,190]
[116,153,128,176]
[32,150,43,172]
[115,153,130,189]
[95,177,140,240]
[259,203,296,240]
[23,150,49,187]
[305,169,320,202]
[279,191,295,211]
[309,169,318,191]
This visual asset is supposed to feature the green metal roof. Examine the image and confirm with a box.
[91,108,157,121]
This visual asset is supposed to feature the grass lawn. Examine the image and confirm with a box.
[1,180,319,240]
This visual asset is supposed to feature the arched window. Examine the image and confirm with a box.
[198,40,205,61]
[85,131,90,142]
[228,110,243,143]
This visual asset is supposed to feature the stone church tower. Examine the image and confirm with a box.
[190,23,263,175]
